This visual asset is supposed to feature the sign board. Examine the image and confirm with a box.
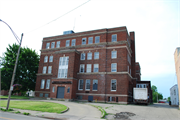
[10,86,13,91]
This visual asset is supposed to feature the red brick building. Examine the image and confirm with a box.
[35,26,148,104]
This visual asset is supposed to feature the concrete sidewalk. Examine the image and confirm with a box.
[0,100,102,120]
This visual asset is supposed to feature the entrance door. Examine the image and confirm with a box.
[57,87,65,98]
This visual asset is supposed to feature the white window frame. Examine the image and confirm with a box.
[43,66,47,74]
[58,57,69,78]
[112,34,117,42]
[95,36,100,43]
[93,80,98,91]
[111,79,117,91]
[94,52,99,59]
[44,56,48,63]
[46,43,50,49]
[80,64,85,73]
[82,38,86,45]
[88,37,93,44]
[86,64,91,73]
[51,42,55,48]
[40,79,45,89]
[48,66,52,74]
[111,51,117,59]
[49,56,53,62]
[78,79,84,90]
[81,53,85,60]
[46,79,50,89]
[56,41,60,48]
[111,63,117,72]
[71,39,76,46]
[66,40,70,47]
[85,79,91,90]
[52,87,55,92]
[93,64,99,72]
[87,52,92,60]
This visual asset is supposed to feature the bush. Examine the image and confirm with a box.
[15,111,21,114]
[23,112,30,115]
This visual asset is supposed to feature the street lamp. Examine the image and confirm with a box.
[0,19,23,110]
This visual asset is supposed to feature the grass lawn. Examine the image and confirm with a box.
[0,101,67,113]
[0,95,29,99]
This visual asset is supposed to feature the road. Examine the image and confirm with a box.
[0,112,48,120]
[88,103,180,120]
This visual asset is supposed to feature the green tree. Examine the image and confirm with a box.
[1,43,39,93]
[167,97,171,102]
[151,85,163,102]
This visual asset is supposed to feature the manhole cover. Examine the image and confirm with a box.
[114,112,136,119]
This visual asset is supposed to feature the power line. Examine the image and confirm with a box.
[26,0,91,34]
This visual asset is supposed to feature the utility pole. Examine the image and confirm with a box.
[157,93,158,103]
[6,33,23,110]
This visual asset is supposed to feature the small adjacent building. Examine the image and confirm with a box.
[174,47,180,108]
[170,84,179,106]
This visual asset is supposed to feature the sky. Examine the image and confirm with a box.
[0,0,179,98]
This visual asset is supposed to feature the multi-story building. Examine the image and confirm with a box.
[35,26,143,104]
[174,47,180,108]
[170,84,179,106]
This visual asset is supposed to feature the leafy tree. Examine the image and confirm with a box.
[1,43,39,93]
[167,97,171,102]
[152,85,163,102]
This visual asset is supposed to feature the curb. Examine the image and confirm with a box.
[61,107,69,113]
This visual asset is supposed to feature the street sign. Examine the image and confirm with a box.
[10,86,13,91]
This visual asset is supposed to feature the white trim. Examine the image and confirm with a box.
[85,79,91,90]
[111,79,117,91]
[78,79,84,90]
[79,64,85,73]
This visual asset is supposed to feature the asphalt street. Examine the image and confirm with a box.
[0,112,48,120]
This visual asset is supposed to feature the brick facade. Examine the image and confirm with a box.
[35,26,147,104]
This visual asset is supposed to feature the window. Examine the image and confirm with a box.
[127,54,131,65]
[88,37,93,44]
[67,87,70,93]
[86,64,91,73]
[39,93,43,97]
[87,52,92,60]
[127,38,131,47]
[48,66,52,73]
[95,36,100,43]
[46,43,50,49]
[93,80,98,90]
[58,57,69,78]
[127,66,129,73]
[111,63,117,72]
[46,79,50,89]
[71,39,76,46]
[82,38,86,45]
[112,34,117,42]
[44,56,48,63]
[85,79,90,90]
[130,69,131,75]
[45,94,49,97]
[81,53,85,60]
[56,41,60,48]
[94,64,99,72]
[111,51,117,58]
[111,80,116,91]
[51,42,55,48]
[40,79,45,89]
[43,66,47,74]
[94,52,99,59]
[52,87,55,92]
[66,40,70,47]
[80,64,85,73]
[49,56,53,62]
[78,80,84,90]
